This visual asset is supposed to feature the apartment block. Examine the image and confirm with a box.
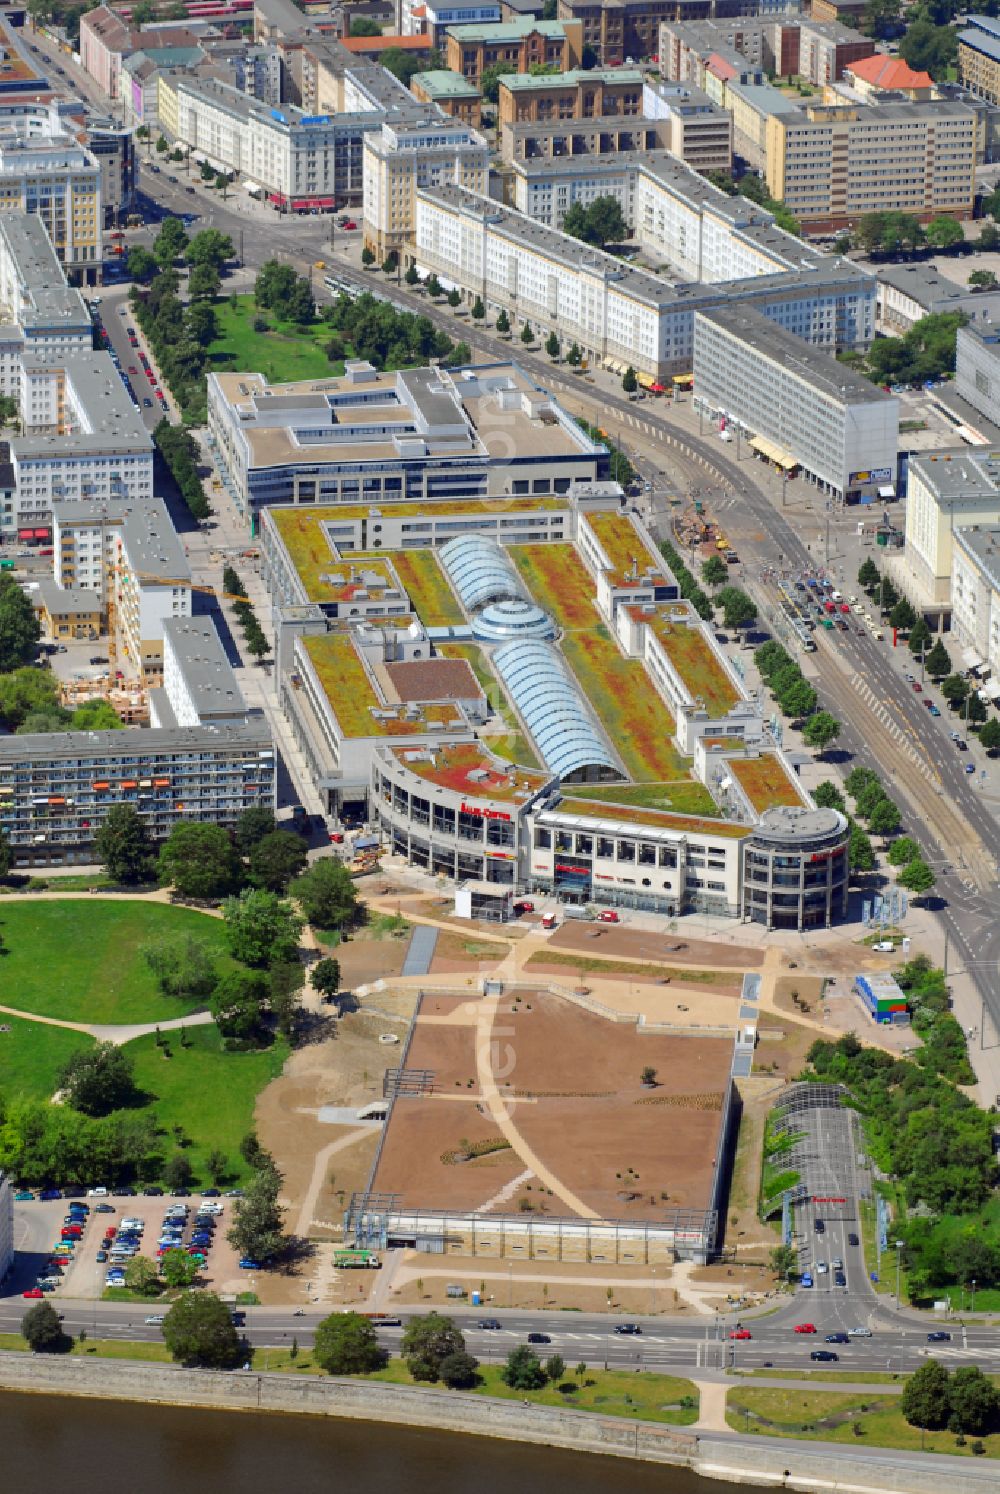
[497,66,642,129]
[901,450,1000,616]
[0,212,92,397]
[0,720,275,868]
[510,149,645,227]
[410,69,483,126]
[876,263,1000,337]
[640,79,733,170]
[693,304,898,501]
[555,0,766,70]
[0,131,102,279]
[765,101,978,230]
[79,4,207,98]
[153,616,247,729]
[956,324,1000,428]
[362,114,488,258]
[959,15,1000,105]
[444,18,582,83]
[725,78,801,169]
[52,494,190,673]
[659,14,873,89]
[402,0,501,47]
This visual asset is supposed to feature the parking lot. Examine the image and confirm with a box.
[13,1193,252,1302]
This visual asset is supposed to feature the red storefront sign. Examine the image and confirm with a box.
[460,802,511,822]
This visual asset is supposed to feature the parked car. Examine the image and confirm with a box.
[238,1258,261,1269]
[513,900,535,915]
[23,1288,44,1298]
[597,910,620,923]
[14,1190,33,1202]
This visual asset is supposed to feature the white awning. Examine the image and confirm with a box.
[878,485,895,498]
[243,180,261,194]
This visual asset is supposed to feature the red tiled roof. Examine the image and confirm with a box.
[845,53,933,91]
[706,52,737,81]
[342,33,433,51]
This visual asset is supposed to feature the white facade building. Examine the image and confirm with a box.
[0,131,102,279]
[362,116,488,258]
[157,616,247,728]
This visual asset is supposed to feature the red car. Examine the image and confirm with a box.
[729,1328,752,1340]
[597,909,620,923]
[23,1288,43,1298]
[794,1323,817,1334]
[840,603,850,614]
[912,681,922,692]
[342,220,357,230]
[513,900,535,915]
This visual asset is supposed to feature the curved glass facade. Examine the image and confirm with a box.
[440,534,528,613]
[472,598,556,642]
[492,640,620,782]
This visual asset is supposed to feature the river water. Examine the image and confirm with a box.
[0,1390,762,1493]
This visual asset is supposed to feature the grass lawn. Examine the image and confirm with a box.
[368,1358,700,1424]
[568,780,720,817]
[0,1332,173,1363]
[737,1370,905,1384]
[0,900,234,1024]
[0,1015,94,1102]
[123,1024,288,1185]
[726,1384,1000,1457]
[207,296,338,384]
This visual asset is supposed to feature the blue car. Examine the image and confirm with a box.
[801,1273,814,1288]
[238,1258,260,1270]
[39,1189,62,1201]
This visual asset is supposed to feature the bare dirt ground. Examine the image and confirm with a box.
[371,990,732,1220]
[550,924,763,970]
[525,955,742,999]
[387,1266,693,1317]
[429,930,511,976]
[331,929,412,987]
[723,1076,789,1253]
[772,974,826,1019]
[751,1014,819,1083]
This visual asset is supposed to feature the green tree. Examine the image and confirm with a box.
[562,195,627,249]
[405,264,420,286]
[312,956,342,1002]
[802,711,841,754]
[948,1366,999,1436]
[401,1313,467,1383]
[967,692,988,726]
[779,678,818,720]
[60,1042,136,1117]
[227,1161,286,1264]
[901,1359,952,1430]
[72,699,124,731]
[361,246,375,268]
[979,717,1000,754]
[868,798,902,839]
[969,269,998,291]
[447,288,461,308]
[291,857,360,929]
[21,1300,65,1353]
[141,932,218,1001]
[907,616,931,657]
[426,274,442,298]
[206,1147,229,1185]
[0,574,41,672]
[124,1255,161,1295]
[566,342,582,366]
[544,1353,566,1383]
[381,45,441,86]
[440,1350,481,1388]
[813,781,846,812]
[127,245,159,283]
[701,554,728,588]
[846,765,880,799]
[924,638,952,680]
[717,585,757,631]
[222,888,303,968]
[249,829,309,894]
[184,301,217,347]
[161,1248,200,1289]
[0,827,11,882]
[849,823,875,874]
[770,1243,798,1278]
[496,308,510,334]
[163,1291,240,1368]
[941,673,970,708]
[546,330,560,359]
[622,365,638,394]
[349,14,382,34]
[858,557,881,590]
[153,217,189,269]
[93,803,154,884]
[268,960,304,1039]
[314,1311,387,1374]
[158,822,241,900]
[887,835,920,867]
[186,228,233,271]
[211,968,268,1043]
[924,215,965,252]
[521,321,534,345]
[471,295,485,320]
[901,18,958,80]
[889,597,917,632]
[234,806,277,855]
[164,1152,193,1193]
[898,857,936,899]
[480,61,518,102]
[501,1344,547,1390]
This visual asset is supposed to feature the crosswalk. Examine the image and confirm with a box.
[850,674,941,790]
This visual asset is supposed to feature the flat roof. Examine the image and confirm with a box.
[447,17,567,38]
[501,66,642,90]
[162,616,245,719]
[695,303,892,407]
[729,752,804,813]
[908,448,1000,503]
[0,212,90,331]
[953,524,1000,593]
[32,579,102,614]
[15,348,151,456]
[633,606,742,717]
[387,740,550,801]
[586,510,665,587]
[411,69,482,98]
[552,796,751,838]
[51,496,188,582]
[876,261,980,307]
[0,719,271,764]
[301,631,465,739]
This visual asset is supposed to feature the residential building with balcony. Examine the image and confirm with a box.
[0,131,102,280]
[362,114,488,258]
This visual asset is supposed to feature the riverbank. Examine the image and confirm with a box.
[2,1351,999,1494]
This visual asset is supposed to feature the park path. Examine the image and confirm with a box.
[293,1126,373,1239]
[0,1001,214,1044]
[691,1380,730,1433]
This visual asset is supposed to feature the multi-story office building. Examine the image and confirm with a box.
[639,81,733,172]
[410,69,483,126]
[659,14,874,90]
[765,101,978,230]
[497,66,642,129]
[958,15,1000,105]
[955,323,1000,429]
[0,131,102,280]
[693,303,898,502]
[86,119,138,226]
[724,78,801,169]
[362,114,488,259]
[876,264,1000,337]
[0,720,275,867]
[402,0,501,47]
[445,18,582,83]
[556,0,784,70]
[415,180,876,378]
[167,73,377,210]
[900,450,1000,618]
[208,359,610,518]
[52,495,190,673]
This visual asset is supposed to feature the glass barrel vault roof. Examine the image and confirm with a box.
[492,639,619,781]
[439,534,528,612]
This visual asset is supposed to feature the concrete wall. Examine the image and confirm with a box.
[3,1353,1000,1493]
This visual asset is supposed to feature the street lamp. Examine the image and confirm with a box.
[894,1240,903,1307]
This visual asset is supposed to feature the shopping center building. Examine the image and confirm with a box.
[258,374,850,930]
